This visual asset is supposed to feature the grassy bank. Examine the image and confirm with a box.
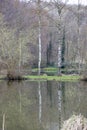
[0,75,81,81]
[24,75,81,81]
[31,67,80,76]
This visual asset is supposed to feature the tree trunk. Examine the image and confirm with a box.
[77,0,81,74]
[38,0,41,75]
[38,14,41,75]
[57,15,62,75]
[58,44,62,75]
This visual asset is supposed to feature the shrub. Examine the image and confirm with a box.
[61,115,87,130]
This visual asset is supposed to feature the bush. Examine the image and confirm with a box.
[61,115,87,130]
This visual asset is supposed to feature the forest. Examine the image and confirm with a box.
[0,0,87,78]
[1,1,87,130]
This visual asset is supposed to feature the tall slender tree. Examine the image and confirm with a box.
[77,0,81,74]
[52,0,68,75]
[37,0,42,75]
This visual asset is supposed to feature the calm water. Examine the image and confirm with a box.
[0,80,87,130]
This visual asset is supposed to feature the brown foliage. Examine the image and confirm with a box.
[61,115,87,130]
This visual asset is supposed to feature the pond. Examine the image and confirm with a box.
[0,80,87,130]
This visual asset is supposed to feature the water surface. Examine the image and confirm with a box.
[0,80,87,130]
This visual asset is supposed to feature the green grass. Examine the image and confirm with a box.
[31,67,78,74]
[32,67,57,72]
[24,75,81,81]
[43,67,57,71]
[0,74,81,82]
[28,67,81,81]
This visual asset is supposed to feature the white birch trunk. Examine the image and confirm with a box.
[38,15,41,75]
[77,0,81,74]
[38,0,41,76]
[58,44,62,68]
[57,15,62,75]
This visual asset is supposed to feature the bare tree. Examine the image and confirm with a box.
[0,13,34,78]
[52,0,68,75]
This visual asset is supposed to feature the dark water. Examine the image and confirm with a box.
[0,80,87,130]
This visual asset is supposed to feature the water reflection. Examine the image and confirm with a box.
[19,86,22,113]
[47,81,53,107]
[38,81,42,124]
[57,82,65,130]
[0,80,87,130]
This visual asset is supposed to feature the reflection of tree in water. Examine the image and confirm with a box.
[38,81,42,124]
[18,85,22,113]
[38,81,45,130]
[1,81,26,130]
[47,81,53,107]
[57,82,65,130]
[46,81,66,130]
[2,113,5,130]
[7,81,22,113]
[0,81,41,130]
